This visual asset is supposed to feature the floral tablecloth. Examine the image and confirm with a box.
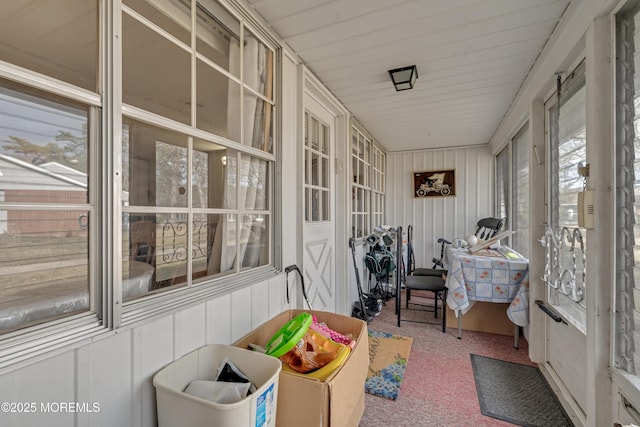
[444,247,529,327]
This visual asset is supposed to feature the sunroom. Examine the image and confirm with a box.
[0,0,639,426]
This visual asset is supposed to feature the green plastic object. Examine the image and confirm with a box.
[265,312,312,358]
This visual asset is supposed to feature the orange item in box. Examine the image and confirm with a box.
[280,329,351,381]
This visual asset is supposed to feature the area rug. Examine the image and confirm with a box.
[365,330,413,400]
[470,354,573,426]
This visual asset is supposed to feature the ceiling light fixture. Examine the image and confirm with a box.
[388,65,418,91]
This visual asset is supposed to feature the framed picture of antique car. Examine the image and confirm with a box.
[413,169,456,198]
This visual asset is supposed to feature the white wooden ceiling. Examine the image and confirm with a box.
[246,0,571,152]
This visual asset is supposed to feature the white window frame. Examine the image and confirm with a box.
[350,123,385,239]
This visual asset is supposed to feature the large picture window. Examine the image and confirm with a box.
[0,0,278,363]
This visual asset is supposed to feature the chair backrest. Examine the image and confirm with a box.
[407,225,415,274]
[474,217,505,240]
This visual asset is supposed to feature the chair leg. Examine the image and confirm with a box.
[434,292,439,318]
[405,288,411,308]
[441,290,447,333]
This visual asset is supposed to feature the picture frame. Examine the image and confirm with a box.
[413,169,456,198]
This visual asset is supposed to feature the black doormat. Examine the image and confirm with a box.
[470,354,574,427]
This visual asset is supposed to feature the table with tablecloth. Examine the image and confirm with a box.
[444,246,529,344]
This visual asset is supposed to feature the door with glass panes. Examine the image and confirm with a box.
[543,62,588,412]
[302,95,336,311]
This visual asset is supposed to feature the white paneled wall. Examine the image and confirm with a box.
[0,278,290,427]
[386,146,494,267]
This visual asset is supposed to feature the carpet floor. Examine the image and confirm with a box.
[359,297,538,426]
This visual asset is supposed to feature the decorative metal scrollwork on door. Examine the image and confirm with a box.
[539,225,586,304]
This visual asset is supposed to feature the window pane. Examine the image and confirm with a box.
[218,213,238,273]
[322,157,329,189]
[321,124,329,155]
[496,146,509,222]
[553,85,586,228]
[244,30,274,100]
[192,139,232,209]
[322,190,329,221]
[191,214,221,281]
[239,154,268,210]
[305,150,311,185]
[0,80,90,203]
[512,124,530,256]
[240,214,268,269]
[243,91,273,152]
[123,14,191,125]
[192,213,226,281]
[156,213,190,287]
[0,209,89,333]
[123,213,188,297]
[312,152,319,186]
[122,118,188,208]
[196,59,241,138]
[197,1,240,76]
[0,1,99,92]
[124,0,191,45]
[311,189,319,221]
[352,157,358,183]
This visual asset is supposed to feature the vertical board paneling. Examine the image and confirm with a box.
[132,316,174,427]
[0,352,75,427]
[386,146,494,266]
[206,293,232,344]
[174,305,206,359]
[251,280,270,329]
[0,370,15,427]
[268,275,288,318]
[78,330,133,427]
[230,286,253,342]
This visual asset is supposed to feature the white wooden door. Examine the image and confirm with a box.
[302,94,336,312]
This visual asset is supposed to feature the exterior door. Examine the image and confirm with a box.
[302,94,336,312]
[542,65,587,412]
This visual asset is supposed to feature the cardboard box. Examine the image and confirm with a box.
[445,302,515,336]
[234,310,368,427]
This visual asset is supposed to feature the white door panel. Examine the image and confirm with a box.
[547,318,587,409]
[302,95,335,312]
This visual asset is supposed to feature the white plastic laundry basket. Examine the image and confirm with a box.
[153,344,281,427]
